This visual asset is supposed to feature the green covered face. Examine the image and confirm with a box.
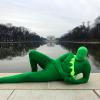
[75,46,88,61]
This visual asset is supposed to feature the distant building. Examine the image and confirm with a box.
[47,36,56,42]
[6,23,12,27]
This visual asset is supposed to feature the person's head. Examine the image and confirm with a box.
[75,46,88,61]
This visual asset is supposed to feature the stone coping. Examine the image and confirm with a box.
[0,73,99,90]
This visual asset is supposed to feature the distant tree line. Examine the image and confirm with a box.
[0,23,46,42]
[59,17,100,42]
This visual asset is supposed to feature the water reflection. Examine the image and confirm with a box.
[0,42,44,60]
[0,42,100,72]
[46,42,56,47]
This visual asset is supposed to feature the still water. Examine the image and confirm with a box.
[0,42,100,73]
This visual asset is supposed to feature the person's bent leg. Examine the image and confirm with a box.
[29,50,54,72]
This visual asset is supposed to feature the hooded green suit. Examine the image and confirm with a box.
[0,46,91,84]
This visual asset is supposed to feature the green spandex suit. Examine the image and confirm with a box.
[0,46,91,84]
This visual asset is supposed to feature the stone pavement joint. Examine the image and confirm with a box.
[93,90,100,98]
[7,89,15,100]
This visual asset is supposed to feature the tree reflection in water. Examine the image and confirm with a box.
[0,42,45,60]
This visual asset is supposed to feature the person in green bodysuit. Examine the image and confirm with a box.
[0,46,91,84]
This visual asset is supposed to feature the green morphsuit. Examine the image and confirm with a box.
[70,47,88,78]
[0,46,91,84]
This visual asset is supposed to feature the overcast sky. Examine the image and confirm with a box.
[0,0,100,38]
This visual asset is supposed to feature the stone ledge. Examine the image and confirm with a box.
[0,73,99,90]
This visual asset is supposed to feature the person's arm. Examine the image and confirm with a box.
[64,60,91,84]
[56,53,71,62]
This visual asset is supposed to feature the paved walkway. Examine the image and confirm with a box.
[0,73,100,100]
